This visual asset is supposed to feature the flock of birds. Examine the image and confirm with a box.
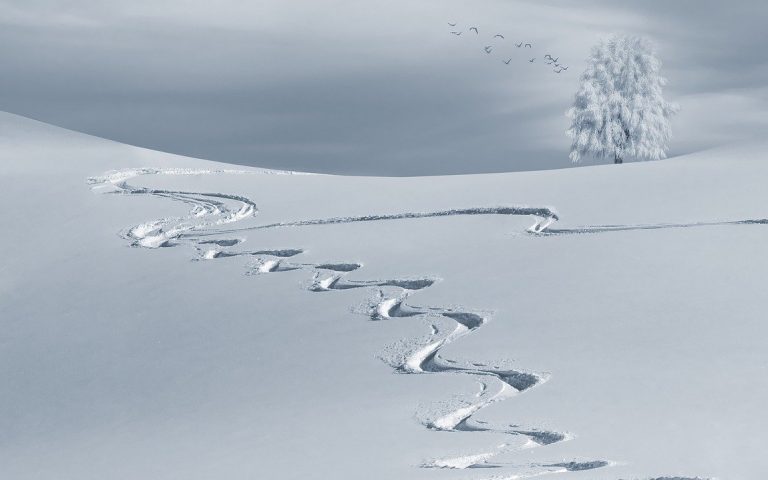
[447,22,568,73]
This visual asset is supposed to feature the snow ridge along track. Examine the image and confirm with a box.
[89,168,709,479]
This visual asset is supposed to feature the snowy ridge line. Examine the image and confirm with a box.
[89,168,708,479]
[86,166,306,186]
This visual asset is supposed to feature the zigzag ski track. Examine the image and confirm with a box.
[89,167,724,479]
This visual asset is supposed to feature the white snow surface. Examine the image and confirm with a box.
[2,111,768,479]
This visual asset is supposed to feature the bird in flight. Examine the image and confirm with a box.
[529,57,536,62]
[494,34,505,39]
[484,45,493,54]
[559,65,568,70]
[448,22,457,26]
[554,67,564,73]
[469,26,479,34]
[525,43,532,48]
[515,42,523,48]
[545,58,554,64]
[451,31,462,35]
[504,58,512,64]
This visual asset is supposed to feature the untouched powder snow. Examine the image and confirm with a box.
[2,110,768,479]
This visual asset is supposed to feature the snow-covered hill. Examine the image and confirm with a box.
[1,111,766,479]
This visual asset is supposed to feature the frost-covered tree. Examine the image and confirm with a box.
[566,34,677,164]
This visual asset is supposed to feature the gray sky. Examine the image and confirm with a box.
[1,0,766,175]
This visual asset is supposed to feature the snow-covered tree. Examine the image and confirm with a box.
[566,34,678,164]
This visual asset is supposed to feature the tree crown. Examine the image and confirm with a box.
[566,34,678,164]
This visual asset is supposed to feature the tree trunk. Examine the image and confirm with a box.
[614,154,623,164]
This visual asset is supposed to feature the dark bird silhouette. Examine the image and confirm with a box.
[544,54,553,60]
[448,22,457,26]
[524,43,532,48]
[504,58,512,64]
[494,34,504,39]
[484,45,493,54]
[450,31,462,35]
[553,62,560,67]
[560,66,568,70]
[551,56,559,62]
[515,42,523,48]
[554,67,564,73]
[545,59,554,65]
[529,57,535,62]
[469,26,479,34]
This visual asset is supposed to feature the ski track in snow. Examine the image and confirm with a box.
[89,168,716,479]
[534,219,768,236]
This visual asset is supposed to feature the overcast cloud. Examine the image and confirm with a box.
[0,0,766,175]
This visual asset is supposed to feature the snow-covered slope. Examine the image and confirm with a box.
[1,111,766,480]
